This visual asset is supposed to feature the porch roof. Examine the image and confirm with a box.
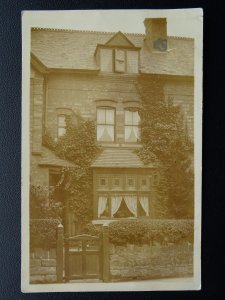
[91,148,157,168]
[38,147,76,168]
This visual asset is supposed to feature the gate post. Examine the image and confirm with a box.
[56,223,64,283]
[102,224,110,282]
[64,233,69,282]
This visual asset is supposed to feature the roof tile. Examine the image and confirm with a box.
[31,29,194,76]
[91,148,156,168]
[39,147,76,168]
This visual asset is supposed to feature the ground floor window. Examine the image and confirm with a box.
[98,194,149,218]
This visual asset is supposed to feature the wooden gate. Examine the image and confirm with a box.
[65,234,102,281]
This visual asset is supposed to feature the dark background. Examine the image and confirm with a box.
[0,0,224,299]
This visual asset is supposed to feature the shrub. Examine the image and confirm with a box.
[108,219,193,245]
[82,223,102,237]
[30,219,61,248]
[30,184,63,221]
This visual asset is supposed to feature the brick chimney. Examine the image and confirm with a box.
[144,18,167,51]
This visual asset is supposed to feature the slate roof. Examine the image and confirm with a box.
[38,147,76,168]
[91,148,157,168]
[31,28,194,76]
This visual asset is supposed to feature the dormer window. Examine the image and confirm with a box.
[95,31,140,74]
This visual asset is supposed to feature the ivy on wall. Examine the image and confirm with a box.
[50,117,101,231]
[136,77,194,219]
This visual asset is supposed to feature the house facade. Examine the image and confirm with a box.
[30,18,194,235]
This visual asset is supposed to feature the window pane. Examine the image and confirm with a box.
[115,49,125,61]
[133,111,140,125]
[100,178,106,186]
[106,109,114,125]
[125,126,138,142]
[114,178,119,186]
[97,109,105,124]
[97,125,114,142]
[133,126,140,139]
[58,127,66,137]
[125,110,133,125]
[128,178,134,186]
[58,115,66,127]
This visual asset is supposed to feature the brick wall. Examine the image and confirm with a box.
[30,66,45,153]
[30,247,57,283]
[45,72,194,142]
[46,72,139,143]
[109,243,193,281]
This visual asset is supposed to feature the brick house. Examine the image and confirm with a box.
[30,18,194,235]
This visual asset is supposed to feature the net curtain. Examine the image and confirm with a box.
[97,108,114,141]
[111,196,123,217]
[124,195,137,217]
[98,196,108,218]
[139,196,149,216]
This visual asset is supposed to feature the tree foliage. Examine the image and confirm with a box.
[137,76,194,218]
[54,117,101,230]
[30,184,63,220]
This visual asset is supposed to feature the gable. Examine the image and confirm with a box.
[105,31,135,48]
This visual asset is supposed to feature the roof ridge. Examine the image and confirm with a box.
[31,27,193,40]
[169,35,194,40]
[32,27,118,35]
[31,27,146,36]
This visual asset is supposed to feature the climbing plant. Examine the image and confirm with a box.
[53,117,101,230]
[136,76,194,218]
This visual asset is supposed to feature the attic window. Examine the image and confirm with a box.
[98,47,139,74]
[114,49,125,73]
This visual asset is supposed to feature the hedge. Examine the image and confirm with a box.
[30,219,194,247]
[30,219,61,248]
[85,219,194,245]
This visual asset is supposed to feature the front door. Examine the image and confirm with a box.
[65,234,102,281]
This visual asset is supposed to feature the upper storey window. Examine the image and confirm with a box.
[124,109,140,142]
[95,31,140,74]
[99,48,139,74]
[115,49,125,72]
[58,115,66,137]
[97,107,115,142]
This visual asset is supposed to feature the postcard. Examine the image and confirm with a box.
[21,8,203,292]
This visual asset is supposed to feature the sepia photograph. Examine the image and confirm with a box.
[21,9,202,292]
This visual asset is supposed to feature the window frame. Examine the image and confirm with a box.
[114,49,126,73]
[126,176,137,190]
[98,176,108,190]
[57,114,67,138]
[124,108,140,143]
[96,106,116,143]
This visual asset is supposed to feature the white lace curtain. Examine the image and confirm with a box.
[125,126,139,142]
[97,125,114,141]
[98,196,108,218]
[139,196,149,216]
[111,196,122,217]
[124,195,137,217]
